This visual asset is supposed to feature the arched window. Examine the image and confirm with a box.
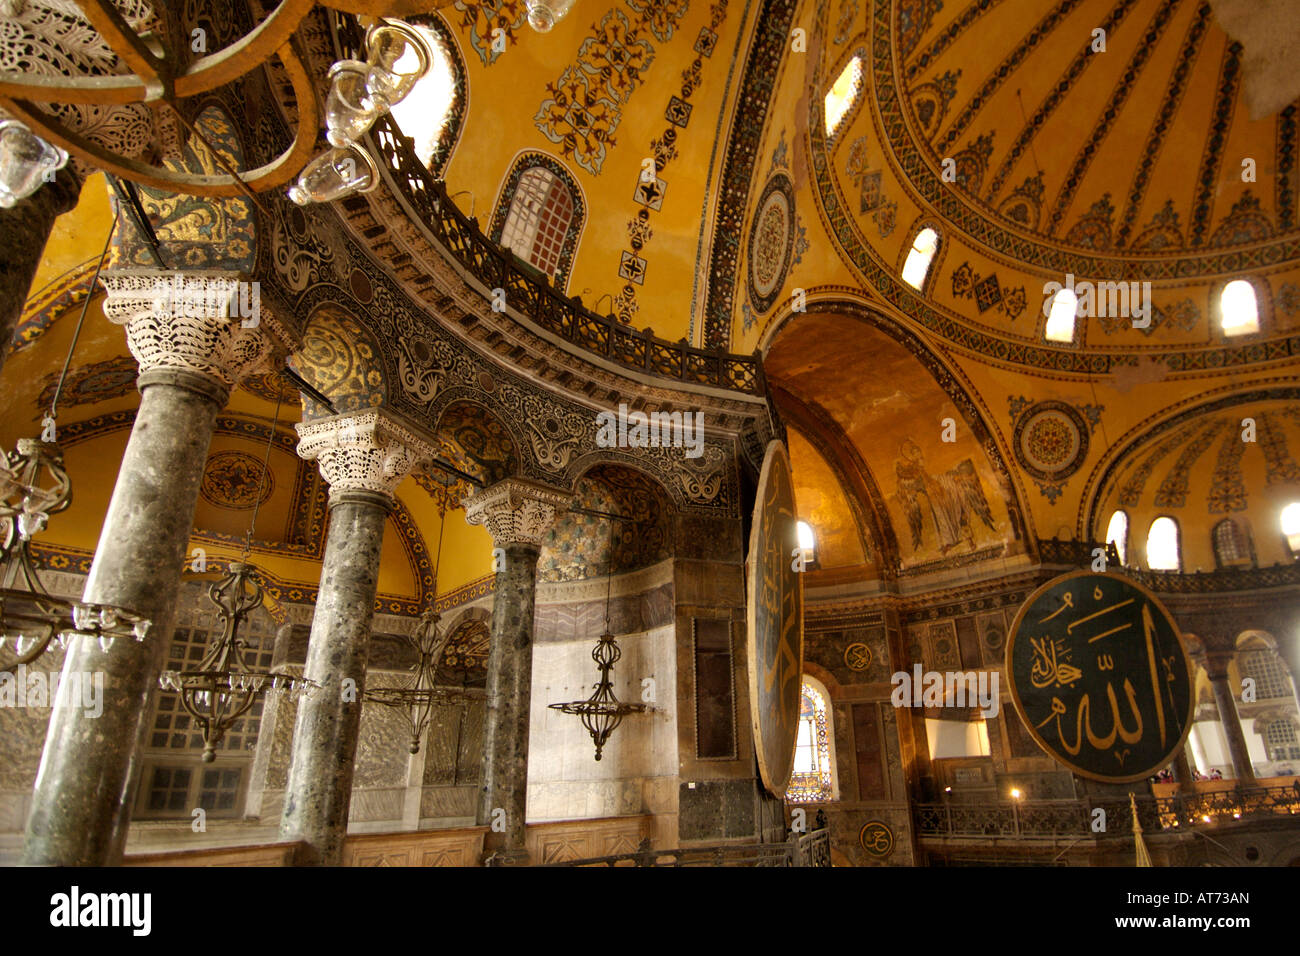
[1220,279,1259,336]
[1044,288,1078,343]
[386,18,465,172]
[1105,509,1129,566]
[1146,516,1180,571]
[1262,720,1300,761]
[1212,518,1251,568]
[825,55,863,139]
[902,226,939,290]
[1281,501,1300,553]
[490,155,585,290]
[796,520,817,567]
[1239,649,1293,701]
[789,677,836,801]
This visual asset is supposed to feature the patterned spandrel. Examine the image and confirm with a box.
[788,681,833,802]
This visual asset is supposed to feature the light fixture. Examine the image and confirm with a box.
[0,119,68,208]
[1010,787,1023,800]
[362,499,479,753]
[549,513,647,760]
[288,18,432,206]
[158,561,317,761]
[157,392,314,760]
[1,201,150,671]
[526,0,578,33]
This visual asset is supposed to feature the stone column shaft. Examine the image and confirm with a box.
[465,478,568,863]
[1207,653,1256,785]
[23,271,293,865]
[278,411,432,866]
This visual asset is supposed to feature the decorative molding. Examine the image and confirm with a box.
[296,411,436,501]
[463,477,569,548]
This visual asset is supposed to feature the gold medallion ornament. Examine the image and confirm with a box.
[745,441,804,797]
[1005,570,1195,783]
[859,821,894,858]
[844,641,873,671]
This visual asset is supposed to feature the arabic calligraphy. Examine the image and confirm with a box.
[1006,572,1193,783]
[859,821,894,858]
[746,442,804,797]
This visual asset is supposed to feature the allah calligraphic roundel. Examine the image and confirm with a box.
[1006,570,1194,783]
[746,441,804,797]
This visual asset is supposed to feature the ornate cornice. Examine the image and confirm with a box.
[462,477,570,549]
[296,410,436,502]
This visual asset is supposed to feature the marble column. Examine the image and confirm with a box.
[465,478,568,864]
[278,411,433,866]
[0,166,81,375]
[23,270,295,865]
[1206,652,1256,785]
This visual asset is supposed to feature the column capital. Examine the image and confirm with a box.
[463,477,570,548]
[296,410,435,502]
[99,270,299,397]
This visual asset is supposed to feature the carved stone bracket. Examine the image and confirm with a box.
[463,478,570,549]
[296,410,436,502]
[100,270,298,396]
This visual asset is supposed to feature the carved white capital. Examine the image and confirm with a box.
[100,271,297,391]
[296,411,436,500]
[463,478,570,548]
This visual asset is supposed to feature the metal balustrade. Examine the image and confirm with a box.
[915,785,1300,840]
[333,11,763,397]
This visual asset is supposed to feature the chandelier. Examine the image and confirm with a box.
[549,512,646,760]
[0,3,439,205]
[158,561,316,762]
[363,496,478,754]
[288,18,431,205]
[1,201,151,670]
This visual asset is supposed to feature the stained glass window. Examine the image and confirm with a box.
[789,679,834,802]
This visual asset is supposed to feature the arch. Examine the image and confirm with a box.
[790,673,839,802]
[435,613,490,687]
[431,399,521,485]
[538,462,675,583]
[900,221,941,293]
[1079,385,1300,541]
[1145,515,1181,571]
[488,151,586,292]
[1212,517,1253,569]
[293,303,388,415]
[761,300,1034,566]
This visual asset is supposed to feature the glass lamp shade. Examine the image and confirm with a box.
[363,20,431,106]
[325,60,388,147]
[526,0,577,32]
[287,144,379,205]
[0,120,69,208]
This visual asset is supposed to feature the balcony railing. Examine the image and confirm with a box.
[545,827,832,867]
[916,785,1300,840]
[332,16,764,398]
[1035,539,1300,592]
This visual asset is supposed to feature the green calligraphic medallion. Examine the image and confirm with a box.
[1006,570,1194,783]
[746,441,804,797]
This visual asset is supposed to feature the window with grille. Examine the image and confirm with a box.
[1212,519,1250,567]
[500,166,574,277]
[1239,649,1293,701]
[1263,720,1300,761]
[789,678,836,802]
